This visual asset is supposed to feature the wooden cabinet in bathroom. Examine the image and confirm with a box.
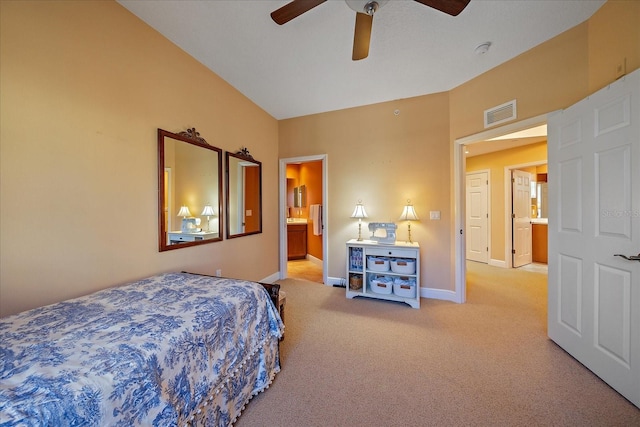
[532,223,548,263]
[287,224,307,260]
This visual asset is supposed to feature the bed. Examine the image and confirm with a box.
[0,272,284,426]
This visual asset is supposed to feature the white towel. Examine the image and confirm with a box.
[310,204,322,236]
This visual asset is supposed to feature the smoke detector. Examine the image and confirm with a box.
[475,42,491,55]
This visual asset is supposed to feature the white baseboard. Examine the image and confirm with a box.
[328,276,460,302]
[326,276,345,286]
[489,259,507,268]
[300,273,461,302]
[421,287,459,303]
[260,272,280,284]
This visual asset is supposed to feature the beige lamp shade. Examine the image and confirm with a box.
[399,200,419,243]
[177,206,192,217]
[351,202,368,219]
[398,201,419,221]
[351,200,368,241]
[201,205,216,216]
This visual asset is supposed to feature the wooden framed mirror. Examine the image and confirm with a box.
[158,128,222,251]
[226,149,262,239]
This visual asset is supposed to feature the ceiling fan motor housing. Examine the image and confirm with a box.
[346,0,389,15]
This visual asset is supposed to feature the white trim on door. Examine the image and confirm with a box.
[454,114,548,303]
[279,154,329,285]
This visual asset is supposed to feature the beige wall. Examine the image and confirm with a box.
[279,93,452,289]
[588,0,640,93]
[0,1,279,316]
[466,142,548,261]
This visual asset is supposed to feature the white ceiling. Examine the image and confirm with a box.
[118,0,605,120]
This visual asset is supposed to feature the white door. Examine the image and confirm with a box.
[466,172,489,263]
[548,69,639,407]
[512,169,532,267]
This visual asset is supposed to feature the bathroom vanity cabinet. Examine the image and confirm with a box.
[346,239,420,308]
[532,221,548,263]
[287,223,307,260]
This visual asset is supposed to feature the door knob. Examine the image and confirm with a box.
[614,253,640,261]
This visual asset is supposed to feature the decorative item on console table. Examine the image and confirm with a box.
[398,199,419,243]
[346,239,420,309]
[350,200,368,241]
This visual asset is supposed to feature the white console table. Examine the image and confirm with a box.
[346,239,420,309]
[168,231,219,243]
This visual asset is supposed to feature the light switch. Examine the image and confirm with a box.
[430,210,441,220]
[246,210,252,216]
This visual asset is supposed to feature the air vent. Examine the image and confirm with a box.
[484,99,517,128]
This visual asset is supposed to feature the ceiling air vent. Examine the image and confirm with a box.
[484,99,517,128]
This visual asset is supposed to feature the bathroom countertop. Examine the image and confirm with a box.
[531,218,548,225]
[287,218,308,224]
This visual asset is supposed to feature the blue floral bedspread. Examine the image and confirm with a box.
[0,272,284,426]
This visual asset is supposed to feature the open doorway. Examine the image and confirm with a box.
[455,114,548,303]
[279,155,328,284]
[506,161,548,271]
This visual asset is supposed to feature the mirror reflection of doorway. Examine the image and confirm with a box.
[164,168,172,245]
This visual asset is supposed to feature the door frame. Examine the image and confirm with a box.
[454,114,548,303]
[279,154,328,284]
[503,161,546,268]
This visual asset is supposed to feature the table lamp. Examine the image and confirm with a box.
[398,200,419,243]
[201,204,216,231]
[350,200,368,241]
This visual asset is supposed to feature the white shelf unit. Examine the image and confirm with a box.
[346,239,420,309]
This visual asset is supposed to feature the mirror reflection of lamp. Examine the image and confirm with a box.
[201,204,216,231]
[177,205,193,233]
[350,200,368,241]
[177,205,192,218]
[398,199,419,243]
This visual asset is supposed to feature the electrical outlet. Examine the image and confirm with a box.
[215,269,222,277]
[615,58,627,80]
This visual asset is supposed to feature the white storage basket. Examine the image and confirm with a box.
[390,258,416,274]
[393,278,416,298]
[370,275,394,295]
[367,256,390,272]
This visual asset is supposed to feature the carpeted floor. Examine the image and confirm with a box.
[236,262,639,426]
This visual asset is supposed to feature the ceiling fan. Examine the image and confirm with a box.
[271,0,470,60]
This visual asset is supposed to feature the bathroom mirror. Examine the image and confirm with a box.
[535,182,549,218]
[158,128,223,251]
[294,185,307,208]
[226,150,262,238]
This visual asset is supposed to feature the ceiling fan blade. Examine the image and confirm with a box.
[352,12,373,61]
[413,0,470,16]
[271,0,327,25]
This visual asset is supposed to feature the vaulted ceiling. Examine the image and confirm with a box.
[118,0,605,120]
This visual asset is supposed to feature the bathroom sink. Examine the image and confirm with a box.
[287,218,307,224]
